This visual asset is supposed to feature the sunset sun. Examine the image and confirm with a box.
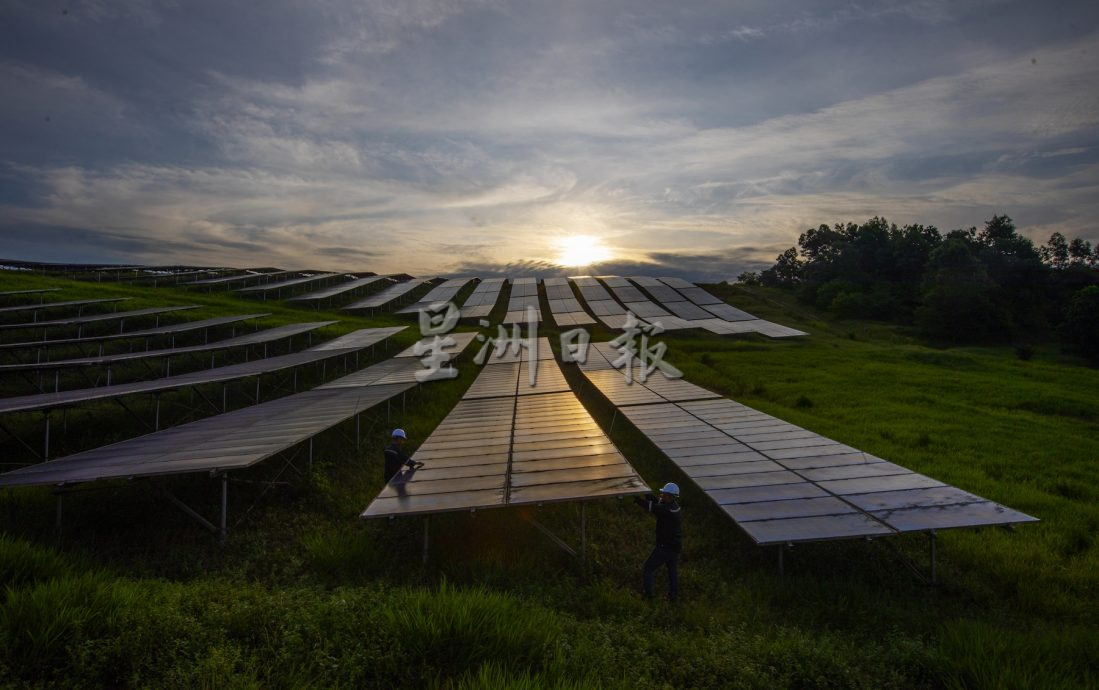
[554,234,613,267]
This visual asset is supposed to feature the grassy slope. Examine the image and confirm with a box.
[0,271,1096,689]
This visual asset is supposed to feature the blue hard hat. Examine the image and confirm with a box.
[392,428,407,439]
[660,482,680,496]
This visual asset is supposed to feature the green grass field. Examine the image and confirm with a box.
[0,270,1095,689]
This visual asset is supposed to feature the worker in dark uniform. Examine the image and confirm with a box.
[636,482,682,602]
[383,428,420,483]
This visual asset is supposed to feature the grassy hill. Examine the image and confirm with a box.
[0,270,1095,689]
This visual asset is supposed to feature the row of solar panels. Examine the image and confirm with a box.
[577,342,1037,545]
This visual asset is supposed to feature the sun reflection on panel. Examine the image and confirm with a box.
[554,234,614,267]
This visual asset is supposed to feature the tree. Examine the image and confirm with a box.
[1068,238,1093,267]
[736,271,761,286]
[763,247,803,286]
[1040,232,1070,269]
[915,239,1002,341]
[1062,285,1099,363]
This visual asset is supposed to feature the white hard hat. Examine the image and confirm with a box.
[392,428,407,439]
[660,482,680,496]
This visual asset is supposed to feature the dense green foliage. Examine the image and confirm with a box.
[761,215,1099,348]
[0,271,1096,688]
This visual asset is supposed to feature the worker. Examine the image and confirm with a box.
[383,428,420,483]
[636,482,682,602]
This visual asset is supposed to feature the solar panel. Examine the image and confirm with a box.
[343,279,428,310]
[503,277,541,324]
[460,278,506,319]
[0,314,270,352]
[0,298,129,316]
[0,327,406,416]
[287,275,385,302]
[0,322,337,373]
[0,382,413,488]
[362,371,648,518]
[542,278,596,326]
[0,288,61,297]
[575,349,1037,545]
[392,332,479,357]
[0,305,200,334]
[397,278,472,314]
[237,272,342,293]
[184,270,297,287]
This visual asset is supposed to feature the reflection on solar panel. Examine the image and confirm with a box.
[0,298,129,316]
[576,343,1037,548]
[343,279,428,310]
[0,305,200,333]
[397,278,472,314]
[287,275,386,302]
[0,322,336,373]
[237,272,342,294]
[503,277,542,324]
[0,314,270,352]
[362,354,647,518]
[542,278,596,326]
[630,277,806,337]
[460,278,506,319]
[596,276,698,330]
[0,327,406,416]
[0,382,413,488]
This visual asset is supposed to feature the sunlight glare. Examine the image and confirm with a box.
[555,234,613,267]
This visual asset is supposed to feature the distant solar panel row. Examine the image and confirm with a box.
[576,343,1037,545]
[0,313,269,352]
[570,276,639,329]
[0,321,336,373]
[184,270,296,287]
[460,278,506,319]
[343,279,428,310]
[237,272,342,294]
[543,278,595,327]
[397,278,472,314]
[0,327,407,416]
[287,275,385,303]
[0,305,200,334]
[503,277,542,324]
[0,298,129,316]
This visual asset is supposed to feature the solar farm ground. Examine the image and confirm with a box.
[0,269,1094,689]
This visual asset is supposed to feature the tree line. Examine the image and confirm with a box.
[740,215,1099,360]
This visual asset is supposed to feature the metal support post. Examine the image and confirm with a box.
[929,531,937,585]
[155,395,161,430]
[220,473,228,542]
[580,502,587,564]
[423,516,430,565]
[43,411,51,460]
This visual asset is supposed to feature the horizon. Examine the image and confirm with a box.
[2,1,1098,281]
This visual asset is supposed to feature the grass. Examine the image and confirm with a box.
[0,270,1097,688]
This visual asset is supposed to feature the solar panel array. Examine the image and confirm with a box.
[237,272,342,294]
[287,275,386,303]
[503,277,542,324]
[0,297,129,316]
[0,327,407,416]
[542,278,596,327]
[361,339,649,518]
[0,382,413,488]
[577,343,1037,545]
[397,278,472,314]
[599,276,694,330]
[0,314,270,353]
[343,279,428,310]
[570,276,638,329]
[184,270,296,287]
[459,278,506,319]
[0,305,200,334]
[0,321,336,374]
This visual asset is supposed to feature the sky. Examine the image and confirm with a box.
[2,0,1098,281]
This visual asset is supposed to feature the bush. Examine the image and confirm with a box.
[1061,285,1099,362]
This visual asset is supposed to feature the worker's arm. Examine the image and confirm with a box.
[633,494,658,513]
